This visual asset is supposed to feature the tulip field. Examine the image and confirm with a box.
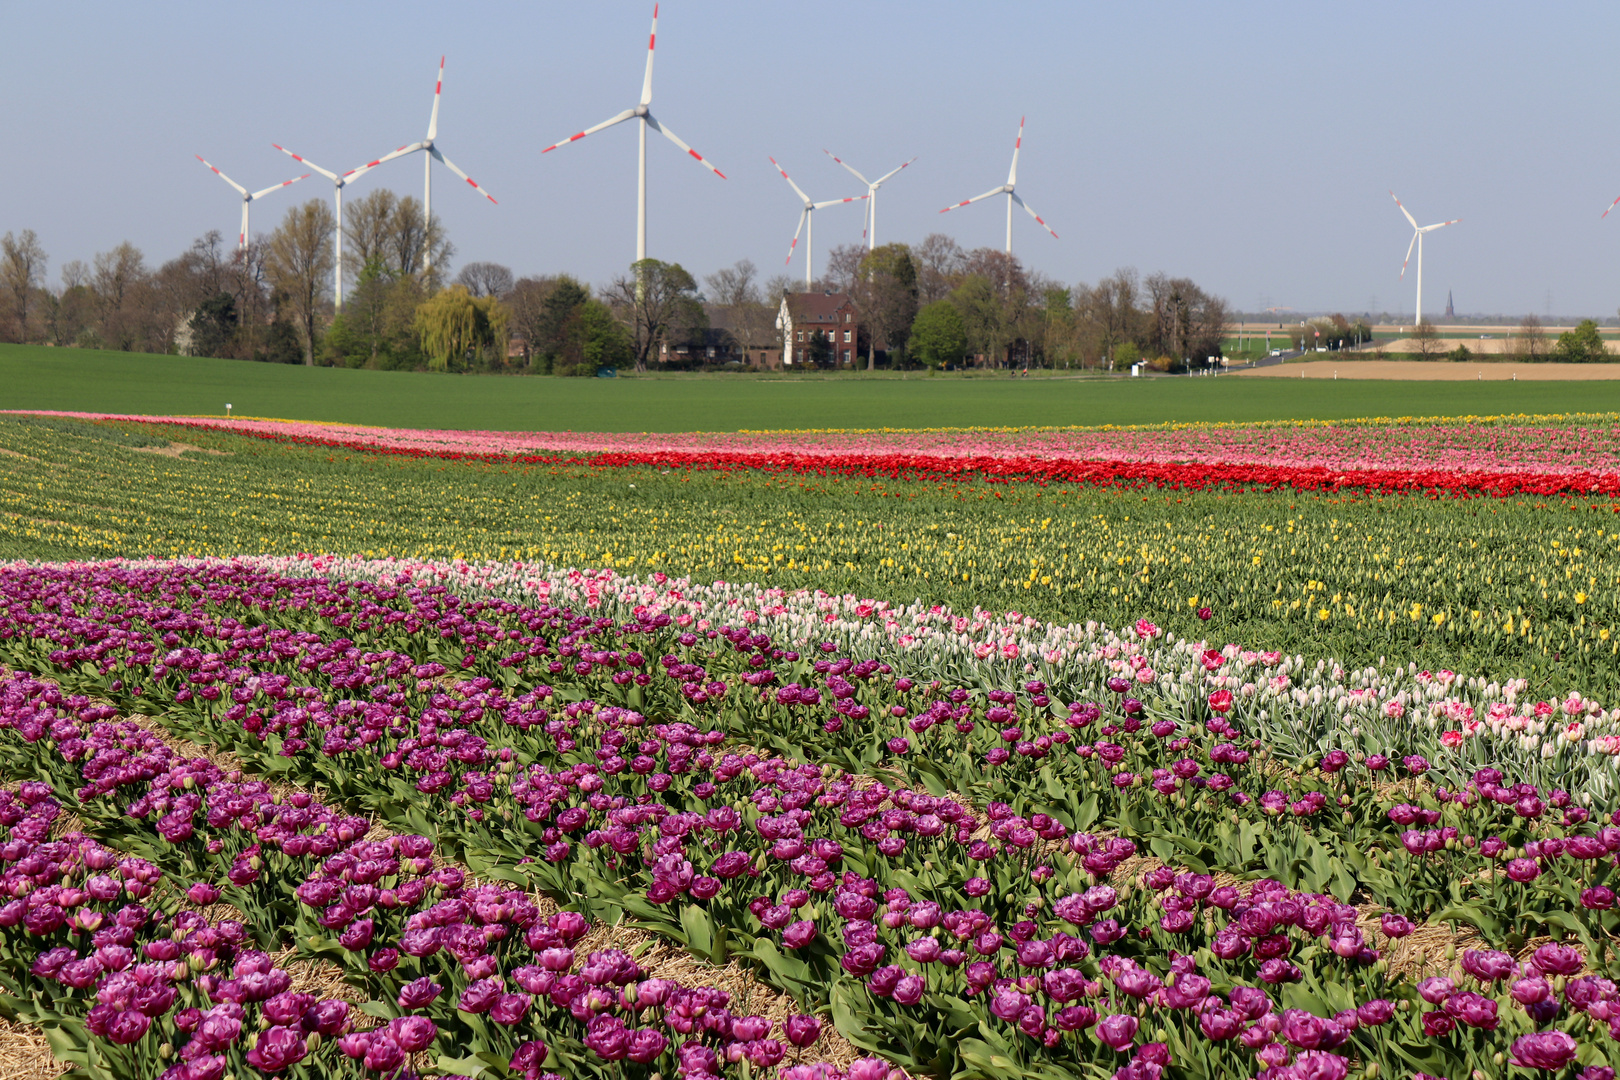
[4,412,1620,1080]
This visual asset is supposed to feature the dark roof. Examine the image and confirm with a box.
[786,292,857,322]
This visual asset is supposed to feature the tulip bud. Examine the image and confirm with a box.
[1364,1065,1379,1080]
[1492,1054,1504,1067]
[307,1033,322,1052]
[1445,943,1456,961]
[159,1044,174,1061]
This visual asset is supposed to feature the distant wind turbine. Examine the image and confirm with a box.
[272,145,391,309]
[822,151,915,250]
[769,157,867,289]
[194,157,309,251]
[938,117,1057,254]
[541,4,726,264]
[1390,190,1459,327]
[372,56,498,276]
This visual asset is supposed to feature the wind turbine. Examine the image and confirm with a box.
[938,117,1057,254]
[769,157,867,289]
[1390,190,1459,327]
[822,151,915,250]
[541,4,726,263]
[194,156,310,251]
[272,145,391,310]
[372,56,498,276]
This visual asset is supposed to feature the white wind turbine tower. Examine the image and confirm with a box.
[541,4,726,263]
[822,150,916,250]
[194,156,310,251]
[1390,190,1459,328]
[769,157,867,289]
[938,117,1058,254]
[372,56,498,276]
[272,145,391,310]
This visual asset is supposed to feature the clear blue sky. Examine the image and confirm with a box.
[9,0,1620,318]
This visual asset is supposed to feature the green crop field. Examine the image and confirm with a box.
[6,343,1620,431]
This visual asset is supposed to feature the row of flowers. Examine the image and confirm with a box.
[14,412,1620,498]
[0,668,861,1080]
[5,560,1620,1076]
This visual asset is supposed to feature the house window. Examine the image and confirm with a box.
[843,350,852,363]
[845,313,852,323]
[843,330,852,343]
[796,330,804,342]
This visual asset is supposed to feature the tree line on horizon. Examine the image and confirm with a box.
[2,196,1244,374]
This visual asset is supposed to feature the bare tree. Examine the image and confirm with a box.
[343,189,452,284]
[91,242,148,350]
[1,230,47,342]
[704,259,776,365]
[914,233,964,304]
[1410,319,1442,360]
[605,259,704,372]
[455,261,514,299]
[821,244,865,295]
[1513,313,1548,361]
[265,199,336,365]
[344,189,398,280]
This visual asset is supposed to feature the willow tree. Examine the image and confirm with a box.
[414,284,509,371]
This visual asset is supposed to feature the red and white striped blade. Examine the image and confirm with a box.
[428,56,445,141]
[248,173,310,202]
[647,115,724,177]
[769,155,811,205]
[196,155,248,196]
[785,207,808,265]
[1011,192,1058,240]
[823,149,871,187]
[342,151,398,184]
[1389,190,1418,230]
[1605,195,1620,219]
[239,203,250,249]
[542,109,636,154]
[375,142,426,167]
[430,146,497,204]
[1420,218,1460,233]
[272,144,338,183]
[1008,116,1025,187]
[939,185,1003,214]
[1399,230,1417,280]
[812,194,868,210]
[874,156,916,186]
[640,3,658,107]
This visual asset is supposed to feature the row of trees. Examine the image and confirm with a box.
[1401,316,1612,362]
[3,210,1234,374]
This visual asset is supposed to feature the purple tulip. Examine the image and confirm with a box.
[1095,1013,1139,1051]
[389,1015,438,1053]
[245,1025,307,1071]
[1531,943,1584,977]
[784,1015,822,1048]
[458,977,503,1014]
[1510,1031,1579,1071]
[397,977,443,1010]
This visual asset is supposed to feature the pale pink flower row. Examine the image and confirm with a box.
[11,410,1620,476]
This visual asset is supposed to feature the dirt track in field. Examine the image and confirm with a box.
[1236,360,1620,380]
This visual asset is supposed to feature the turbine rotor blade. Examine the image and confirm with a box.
[640,3,658,107]
[1604,195,1620,219]
[785,208,808,265]
[646,115,725,178]
[430,146,497,204]
[272,145,338,182]
[811,195,869,210]
[248,174,311,202]
[1008,116,1024,186]
[1419,218,1461,233]
[1390,190,1418,230]
[769,156,812,205]
[873,157,917,186]
[823,149,871,186]
[542,109,637,153]
[196,155,248,196]
[427,55,445,140]
[1399,230,1418,280]
[374,142,426,167]
[1011,191,1058,239]
[939,186,1005,213]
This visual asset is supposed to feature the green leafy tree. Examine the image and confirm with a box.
[910,299,968,369]
[853,244,919,370]
[414,284,509,371]
[1555,319,1609,363]
[579,300,633,373]
[187,292,237,358]
[606,259,705,373]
